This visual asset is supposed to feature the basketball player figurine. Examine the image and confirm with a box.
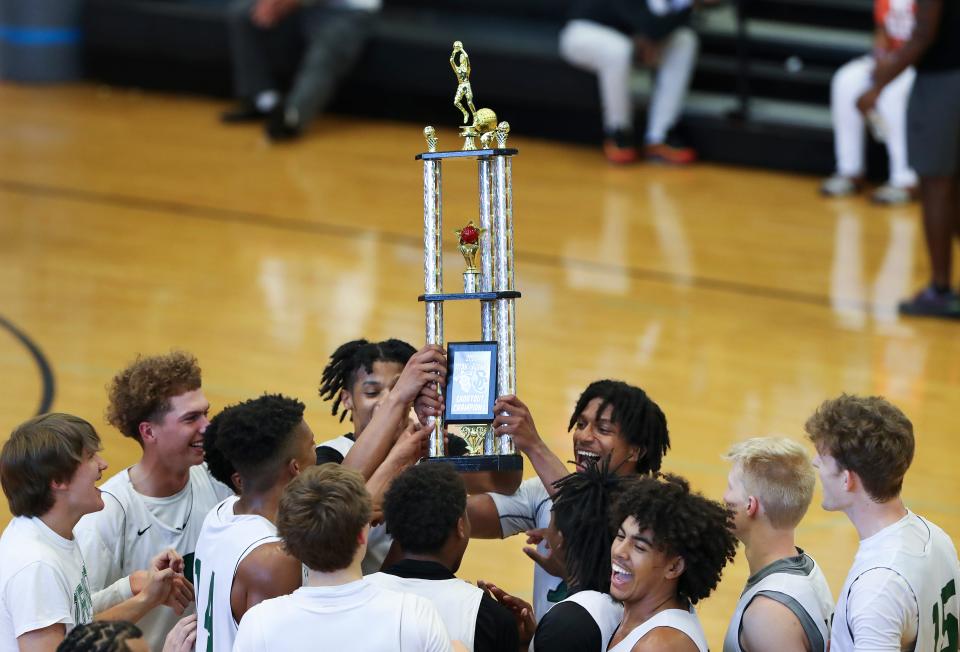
[451,41,476,124]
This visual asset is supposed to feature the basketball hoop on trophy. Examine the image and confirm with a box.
[416,41,523,473]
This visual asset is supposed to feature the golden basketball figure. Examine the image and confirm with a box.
[450,41,477,124]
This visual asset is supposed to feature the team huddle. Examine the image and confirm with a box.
[0,341,958,652]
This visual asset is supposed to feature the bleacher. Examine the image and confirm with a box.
[83,0,882,175]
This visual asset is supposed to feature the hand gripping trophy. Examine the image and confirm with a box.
[416,42,522,472]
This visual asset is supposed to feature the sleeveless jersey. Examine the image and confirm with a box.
[875,0,915,49]
[74,464,233,652]
[563,590,623,650]
[723,550,833,652]
[193,496,282,652]
[366,572,482,650]
[832,512,960,652]
[316,435,393,574]
[608,606,708,652]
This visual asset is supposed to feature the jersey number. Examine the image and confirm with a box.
[195,558,215,652]
[933,579,958,652]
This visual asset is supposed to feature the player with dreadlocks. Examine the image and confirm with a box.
[478,461,632,651]
[456,380,671,622]
[607,474,737,652]
[56,621,146,652]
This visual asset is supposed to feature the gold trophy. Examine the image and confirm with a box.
[450,41,499,150]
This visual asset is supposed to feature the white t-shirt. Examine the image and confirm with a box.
[194,496,284,652]
[608,606,708,652]
[316,437,393,575]
[832,511,960,652]
[366,572,483,651]
[74,464,233,652]
[0,517,93,651]
[489,477,559,621]
[723,550,833,652]
[232,579,452,652]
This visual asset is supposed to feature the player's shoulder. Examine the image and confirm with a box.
[632,625,700,652]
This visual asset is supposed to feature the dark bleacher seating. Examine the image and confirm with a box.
[84,0,889,176]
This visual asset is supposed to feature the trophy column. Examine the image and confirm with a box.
[423,153,445,458]
[491,124,516,455]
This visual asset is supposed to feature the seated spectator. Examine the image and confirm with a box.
[722,437,833,652]
[1,414,188,651]
[607,474,736,652]
[233,465,455,652]
[822,0,917,204]
[559,0,699,164]
[221,0,379,141]
[367,463,517,652]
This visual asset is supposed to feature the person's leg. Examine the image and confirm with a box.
[223,0,281,121]
[272,8,374,139]
[559,20,635,161]
[920,176,957,288]
[829,56,871,183]
[876,66,917,191]
[645,26,698,147]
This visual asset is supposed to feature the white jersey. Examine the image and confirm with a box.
[316,436,393,575]
[608,606,708,652]
[0,517,93,651]
[832,511,960,652]
[233,579,453,652]
[489,477,559,621]
[366,572,482,651]
[74,464,233,652]
[194,496,282,652]
[723,550,833,652]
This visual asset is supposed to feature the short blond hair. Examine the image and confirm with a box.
[724,437,815,529]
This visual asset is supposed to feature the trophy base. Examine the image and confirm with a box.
[422,454,523,473]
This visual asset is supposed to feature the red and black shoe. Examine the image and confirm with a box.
[644,134,697,165]
[603,129,639,165]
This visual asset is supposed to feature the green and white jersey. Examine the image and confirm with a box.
[832,511,960,652]
[194,496,283,652]
[0,516,93,651]
[723,550,833,652]
[74,464,233,652]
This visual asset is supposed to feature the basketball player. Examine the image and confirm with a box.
[451,380,670,620]
[317,338,518,573]
[721,437,833,652]
[529,462,629,652]
[1,414,189,651]
[233,465,456,652]
[192,394,316,652]
[805,394,960,651]
[74,352,233,651]
[607,474,736,652]
[367,463,517,652]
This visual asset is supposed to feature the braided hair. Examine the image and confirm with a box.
[551,460,628,593]
[568,380,670,475]
[318,339,417,422]
[57,621,143,652]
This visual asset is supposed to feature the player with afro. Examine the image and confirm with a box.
[607,474,737,652]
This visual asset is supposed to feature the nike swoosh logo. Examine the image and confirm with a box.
[137,525,152,536]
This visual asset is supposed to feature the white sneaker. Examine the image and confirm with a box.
[820,175,860,197]
[871,184,914,205]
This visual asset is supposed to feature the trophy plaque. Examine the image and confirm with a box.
[417,41,523,473]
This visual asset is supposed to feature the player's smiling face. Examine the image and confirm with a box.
[571,398,637,475]
[609,516,681,605]
[62,448,109,516]
[343,361,405,436]
[146,389,210,468]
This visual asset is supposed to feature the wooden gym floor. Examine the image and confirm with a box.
[1,84,958,646]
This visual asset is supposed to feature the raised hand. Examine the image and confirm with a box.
[523,528,566,579]
[492,395,543,453]
[162,614,197,652]
[391,345,447,406]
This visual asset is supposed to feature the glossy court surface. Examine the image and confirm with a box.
[1,84,958,647]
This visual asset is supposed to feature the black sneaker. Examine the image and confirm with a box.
[221,99,271,124]
[898,284,960,319]
[265,106,303,142]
